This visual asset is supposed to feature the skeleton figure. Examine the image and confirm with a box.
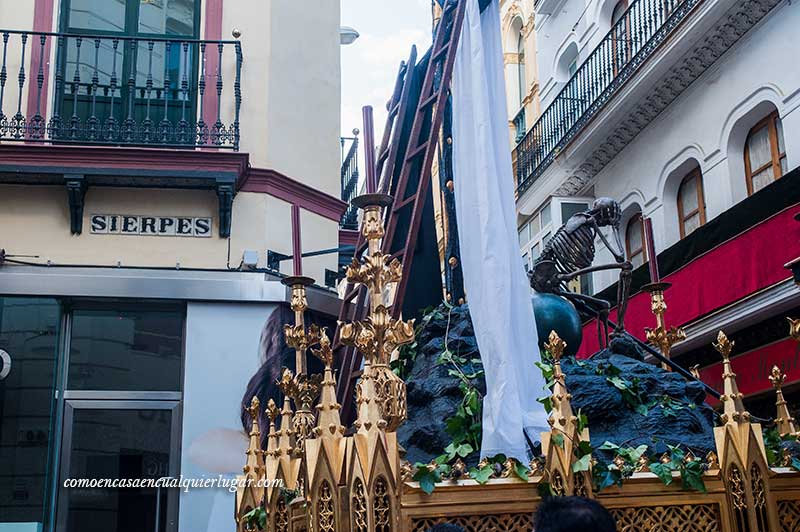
[529,197,633,347]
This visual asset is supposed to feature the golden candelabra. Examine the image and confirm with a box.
[339,193,415,432]
[280,276,323,452]
[643,282,686,371]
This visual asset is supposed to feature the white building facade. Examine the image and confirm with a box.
[507,0,800,408]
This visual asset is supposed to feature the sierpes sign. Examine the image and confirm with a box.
[90,214,212,237]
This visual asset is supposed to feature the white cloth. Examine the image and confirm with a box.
[451,0,548,460]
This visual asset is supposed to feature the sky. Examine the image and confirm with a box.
[340,0,433,151]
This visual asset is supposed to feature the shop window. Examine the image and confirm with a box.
[745,111,787,195]
[625,213,646,268]
[0,298,61,528]
[677,167,706,238]
[68,305,184,391]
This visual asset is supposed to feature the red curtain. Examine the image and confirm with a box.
[577,204,800,357]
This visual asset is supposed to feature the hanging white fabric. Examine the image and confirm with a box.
[451,0,549,460]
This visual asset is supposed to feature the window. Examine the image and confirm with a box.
[568,56,579,77]
[611,0,631,74]
[677,168,706,238]
[58,0,200,141]
[517,31,526,109]
[625,213,646,268]
[745,111,787,195]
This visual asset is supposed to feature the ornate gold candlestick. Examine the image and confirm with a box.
[339,193,415,432]
[643,282,686,371]
[281,276,323,451]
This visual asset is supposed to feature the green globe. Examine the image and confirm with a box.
[531,292,583,358]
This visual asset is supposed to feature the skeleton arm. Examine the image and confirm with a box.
[592,219,626,264]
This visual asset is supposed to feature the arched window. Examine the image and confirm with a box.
[517,29,526,109]
[745,111,786,195]
[611,0,630,73]
[677,167,706,238]
[625,213,646,268]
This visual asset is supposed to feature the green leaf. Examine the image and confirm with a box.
[577,410,589,433]
[594,469,619,491]
[649,461,674,486]
[419,475,437,495]
[469,466,493,484]
[537,395,553,414]
[552,433,565,449]
[577,440,593,458]
[681,460,706,493]
[634,404,649,416]
[598,441,620,451]
[456,443,474,458]
[537,481,556,497]
[573,453,592,472]
[513,460,530,481]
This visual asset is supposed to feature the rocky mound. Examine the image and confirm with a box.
[398,304,717,464]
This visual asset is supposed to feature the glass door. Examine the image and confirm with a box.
[54,302,185,532]
[56,401,181,532]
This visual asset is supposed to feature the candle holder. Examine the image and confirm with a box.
[339,193,415,432]
[280,276,322,451]
[642,282,686,371]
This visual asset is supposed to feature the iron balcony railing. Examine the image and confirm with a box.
[0,30,242,149]
[514,0,698,194]
[340,134,360,229]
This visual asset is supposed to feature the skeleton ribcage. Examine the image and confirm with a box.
[537,224,596,281]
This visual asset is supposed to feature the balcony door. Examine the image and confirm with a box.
[56,0,201,146]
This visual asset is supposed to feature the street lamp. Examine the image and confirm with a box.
[340,26,360,45]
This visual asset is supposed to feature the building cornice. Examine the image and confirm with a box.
[555,0,784,196]
[240,168,347,222]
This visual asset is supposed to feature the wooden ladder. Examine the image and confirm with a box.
[333,0,467,422]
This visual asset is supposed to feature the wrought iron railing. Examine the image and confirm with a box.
[0,30,242,149]
[340,134,360,229]
[512,107,526,144]
[514,0,696,194]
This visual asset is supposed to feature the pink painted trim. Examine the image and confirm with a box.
[240,168,348,222]
[339,229,359,247]
[26,0,55,124]
[291,205,303,275]
[202,0,224,135]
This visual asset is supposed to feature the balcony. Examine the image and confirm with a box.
[339,134,360,230]
[514,0,696,194]
[0,30,242,149]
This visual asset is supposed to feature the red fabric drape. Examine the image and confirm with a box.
[577,204,800,357]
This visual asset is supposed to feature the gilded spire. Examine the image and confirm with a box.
[713,331,750,424]
[244,396,265,475]
[265,398,280,458]
[769,365,798,437]
[312,328,345,438]
[277,391,296,457]
[545,331,575,432]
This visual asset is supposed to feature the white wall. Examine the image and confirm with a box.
[180,302,277,532]
[581,4,800,290]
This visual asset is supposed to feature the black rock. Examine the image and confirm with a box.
[397,305,717,465]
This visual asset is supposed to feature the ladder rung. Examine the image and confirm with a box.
[390,250,403,261]
[432,42,450,62]
[343,286,361,301]
[388,102,400,117]
[377,147,391,164]
[419,92,437,109]
[406,143,427,161]
[393,195,415,212]
[348,369,363,382]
